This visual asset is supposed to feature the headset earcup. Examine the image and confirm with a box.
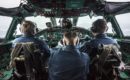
[75,37,79,45]
[106,26,109,32]
[62,38,66,46]
[19,26,23,33]
[91,27,97,33]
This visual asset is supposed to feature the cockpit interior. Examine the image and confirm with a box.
[0,0,130,80]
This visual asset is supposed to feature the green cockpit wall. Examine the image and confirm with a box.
[0,0,130,41]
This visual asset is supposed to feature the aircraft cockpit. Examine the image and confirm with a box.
[0,0,130,80]
[0,0,130,44]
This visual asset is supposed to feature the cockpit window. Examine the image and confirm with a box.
[16,16,50,35]
[26,16,50,30]
[0,16,12,38]
[77,16,113,33]
[116,13,130,36]
[0,0,20,8]
[77,16,102,29]
[107,22,114,33]
[56,18,73,26]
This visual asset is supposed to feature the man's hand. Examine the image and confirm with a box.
[118,62,126,71]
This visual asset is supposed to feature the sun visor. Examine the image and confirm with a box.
[105,2,130,14]
[0,7,20,17]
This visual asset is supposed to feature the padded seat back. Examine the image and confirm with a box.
[10,42,45,80]
[89,44,122,80]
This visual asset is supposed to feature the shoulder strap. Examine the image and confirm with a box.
[22,42,37,80]
[95,45,113,80]
[98,45,112,65]
[22,42,43,80]
[10,43,23,68]
[111,45,122,62]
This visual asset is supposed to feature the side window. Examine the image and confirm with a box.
[0,16,12,38]
[116,13,130,36]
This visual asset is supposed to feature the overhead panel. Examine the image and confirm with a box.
[29,0,88,8]
[27,0,98,17]
[28,0,66,8]
[66,0,85,9]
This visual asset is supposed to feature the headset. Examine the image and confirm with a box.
[90,26,98,33]
[90,24,108,33]
[60,18,72,29]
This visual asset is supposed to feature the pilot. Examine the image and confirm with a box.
[81,19,118,53]
[12,20,50,65]
[80,19,125,80]
[49,31,90,80]
[46,22,52,28]
[61,18,72,29]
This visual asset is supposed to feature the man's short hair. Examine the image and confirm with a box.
[91,19,108,33]
[63,31,78,44]
[20,20,36,35]
[64,31,77,39]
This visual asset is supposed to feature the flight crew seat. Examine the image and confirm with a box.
[9,42,48,80]
[89,44,123,80]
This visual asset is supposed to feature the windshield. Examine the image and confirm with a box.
[56,18,73,26]
[26,16,50,29]
[16,16,51,35]
[0,0,19,38]
[0,16,12,38]
[77,16,113,33]
[116,13,130,36]
[77,16,102,29]
[0,0,20,8]
[55,16,113,34]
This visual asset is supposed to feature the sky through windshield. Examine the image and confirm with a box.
[0,0,130,38]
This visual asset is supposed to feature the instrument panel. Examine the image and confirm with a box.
[36,27,92,47]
